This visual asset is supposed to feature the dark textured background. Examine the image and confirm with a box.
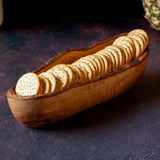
[3,0,144,26]
[1,1,160,160]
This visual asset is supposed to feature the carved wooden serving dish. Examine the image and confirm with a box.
[6,33,149,128]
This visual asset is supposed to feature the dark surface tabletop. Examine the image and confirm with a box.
[1,17,160,160]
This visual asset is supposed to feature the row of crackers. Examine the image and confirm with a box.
[15,29,148,96]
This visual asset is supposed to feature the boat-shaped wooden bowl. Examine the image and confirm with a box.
[6,33,149,128]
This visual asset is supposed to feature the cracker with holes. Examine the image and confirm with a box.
[39,75,50,94]
[113,36,135,59]
[85,55,102,76]
[51,68,69,91]
[127,34,145,55]
[112,45,126,65]
[96,52,110,73]
[39,72,56,92]
[112,41,133,62]
[105,45,125,66]
[95,54,105,75]
[78,57,97,77]
[102,49,116,70]
[129,37,141,58]
[128,29,148,48]
[117,45,130,63]
[104,46,119,68]
[52,64,74,86]
[96,51,112,72]
[68,65,82,84]
[73,61,93,80]
[15,72,41,96]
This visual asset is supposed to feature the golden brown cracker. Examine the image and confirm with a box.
[102,50,116,70]
[73,61,93,80]
[52,64,74,86]
[78,57,97,78]
[104,46,119,68]
[117,45,129,63]
[113,37,135,59]
[129,38,141,58]
[105,45,125,66]
[15,72,41,96]
[128,34,145,54]
[96,52,110,73]
[51,68,69,91]
[94,54,105,75]
[39,75,51,94]
[96,51,112,72]
[85,55,102,76]
[128,29,148,46]
[39,72,56,92]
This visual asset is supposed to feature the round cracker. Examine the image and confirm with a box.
[72,64,88,83]
[84,56,99,76]
[113,45,127,65]
[68,65,81,84]
[96,52,110,73]
[128,32,147,52]
[112,42,132,62]
[52,64,74,86]
[96,51,112,72]
[113,37,135,59]
[39,72,56,92]
[51,68,69,91]
[71,65,85,84]
[116,45,129,64]
[78,66,88,83]
[136,33,148,49]
[128,29,148,45]
[128,32,146,44]
[94,54,105,75]
[104,46,119,68]
[73,61,93,80]
[115,36,135,51]
[78,57,97,77]
[102,50,116,70]
[39,75,51,94]
[85,55,102,76]
[128,34,145,54]
[129,38,141,58]
[105,45,125,66]
[15,72,41,96]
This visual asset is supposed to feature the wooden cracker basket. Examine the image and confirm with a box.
[6,33,149,128]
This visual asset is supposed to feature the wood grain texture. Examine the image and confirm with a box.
[6,33,149,128]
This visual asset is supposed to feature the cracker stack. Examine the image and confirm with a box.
[15,29,148,96]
